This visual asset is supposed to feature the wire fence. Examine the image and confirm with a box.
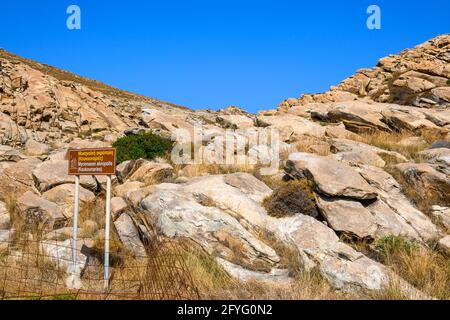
[0,220,201,300]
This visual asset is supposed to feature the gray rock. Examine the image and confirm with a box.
[141,181,279,270]
[217,258,292,285]
[32,160,98,192]
[316,196,377,239]
[16,191,66,230]
[24,139,50,156]
[40,238,95,288]
[114,213,146,258]
[286,153,378,200]
[357,165,441,242]
[42,184,95,218]
[266,215,425,298]
[0,145,26,162]
[0,229,13,251]
[111,197,128,219]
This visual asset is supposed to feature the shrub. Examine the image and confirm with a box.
[263,179,318,218]
[112,132,173,164]
[374,236,419,262]
[374,236,450,300]
[447,79,450,86]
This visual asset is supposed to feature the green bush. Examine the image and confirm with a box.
[112,132,173,164]
[447,79,450,86]
[374,236,419,262]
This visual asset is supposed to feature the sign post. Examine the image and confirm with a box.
[71,175,80,274]
[68,147,116,291]
[104,175,112,290]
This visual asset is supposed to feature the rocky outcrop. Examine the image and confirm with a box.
[114,212,147,258]
[42,184,95,218]
[141,181,280,271]
[286,153,440,242]
[0,157,42,200]
[280,35,450,109]
[394,162,450,203]
[32,160,98,192]
[289,101,450,135]
[266,215,424,298]
[16,191,66,230]
[286,153,378,200]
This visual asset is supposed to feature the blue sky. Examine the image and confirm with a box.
[0,1,449,112]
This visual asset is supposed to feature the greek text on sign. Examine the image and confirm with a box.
[68,148,116,176]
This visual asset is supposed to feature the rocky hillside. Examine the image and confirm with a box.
[0,36,450,300]
[279,34,450,110]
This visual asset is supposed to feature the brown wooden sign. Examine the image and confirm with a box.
[68,148,116,176]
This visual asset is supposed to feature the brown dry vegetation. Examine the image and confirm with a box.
[373,236,450,300]
[354,129,446,162]
[173,163,258,179]
[263,179,318,218]
[294,136,331,156]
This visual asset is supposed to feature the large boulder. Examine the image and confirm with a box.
[114,213,147,258]
[308,101,391,132]
[32,160,98,192]
[217,114,255,129]
[180,173,273,230]
[24,139,50,157]
[315,196,377,239]
[127,160,174,186]
[286,153,378,200]
[0,157,42,201]
[142,109,194,142]
[356,165,442,242]
[217,258,292,285]
[266,215,425,298]
[111,197,129,219]
[141,180,279,271]
[42,184,96,218]
[16,191,66,230]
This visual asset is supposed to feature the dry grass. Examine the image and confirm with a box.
[354,130,445,162]
[174,163,258,179]
[374,236,450,300]
[294,136,331,156]
[206,274,350,300]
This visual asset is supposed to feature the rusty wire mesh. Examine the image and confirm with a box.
[0,219,201,300]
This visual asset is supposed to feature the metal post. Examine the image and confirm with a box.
[71,175,80,275]
[104,175,112,290]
